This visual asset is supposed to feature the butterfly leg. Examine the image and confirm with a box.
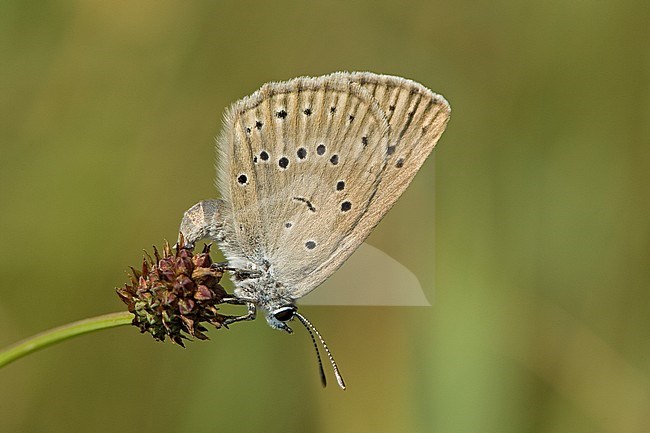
[210,262,239,272]
[178,199,226,247]
[210,262,263,281]
[221,299,257,327]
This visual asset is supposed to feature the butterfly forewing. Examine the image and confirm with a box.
[216,75,391,292]
[342,72,451,235]
[287,73,451,298]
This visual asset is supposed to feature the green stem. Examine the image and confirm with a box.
[0,311,133,368]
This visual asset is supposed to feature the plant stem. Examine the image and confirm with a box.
[0,311,133,368]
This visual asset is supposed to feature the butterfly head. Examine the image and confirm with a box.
[266,304,297,333]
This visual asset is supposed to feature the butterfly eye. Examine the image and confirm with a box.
[273,306,296,322]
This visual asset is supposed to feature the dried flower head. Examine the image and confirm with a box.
[116,237,229,346]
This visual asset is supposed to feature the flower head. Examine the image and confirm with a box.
[116,238,228,346]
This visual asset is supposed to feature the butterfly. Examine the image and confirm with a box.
[179,72,450,388]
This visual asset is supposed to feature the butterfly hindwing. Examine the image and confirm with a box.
[216,75,391,293]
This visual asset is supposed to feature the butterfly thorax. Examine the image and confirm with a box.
[231,267,297,331]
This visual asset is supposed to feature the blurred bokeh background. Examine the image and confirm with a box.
[1,1,648,432]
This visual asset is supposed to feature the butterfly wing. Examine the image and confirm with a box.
[215,75,391,295]
[286,72,451,298]
[337,72,451,238]
[216,72,450,300]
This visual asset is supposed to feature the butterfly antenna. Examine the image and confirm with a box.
[297,314,327,387]
[295,312,346,390]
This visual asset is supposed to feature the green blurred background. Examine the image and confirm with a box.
[1,1,648,432]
